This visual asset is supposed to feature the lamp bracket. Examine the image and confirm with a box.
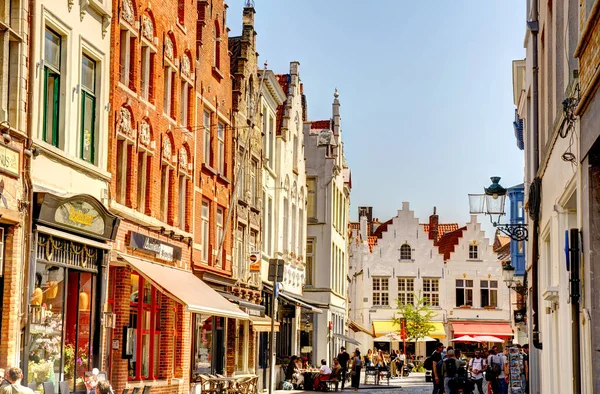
[489,215,528,241]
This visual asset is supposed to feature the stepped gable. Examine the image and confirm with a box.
[437,226,467,260]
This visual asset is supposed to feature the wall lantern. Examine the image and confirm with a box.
[502,263,528,295]
[468,177,528,241]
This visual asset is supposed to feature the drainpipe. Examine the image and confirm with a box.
[528,0,542,352]
[21,0,37,381]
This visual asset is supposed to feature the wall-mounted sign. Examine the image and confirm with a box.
[55,200,105,236]
[34,193,120,241]
[0,144,19,177]
[249,250,261,272]
[129,231,182,262]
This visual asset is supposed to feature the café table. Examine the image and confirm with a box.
[299,369,321,391]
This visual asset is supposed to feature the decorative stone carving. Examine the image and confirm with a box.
[181,55,191,78]
[119,107,134,138]
[142,15,154,41]
[121,0,134,25]
[164,35,174,60]
[179,148,188,170]
[80,0,90,21]
[318,129,336,146]
[162,138,172,161]
[139,120,150,146]
[68,0,75,11]
[102,15,112,38]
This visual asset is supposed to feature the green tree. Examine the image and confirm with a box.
[392,294,437,342]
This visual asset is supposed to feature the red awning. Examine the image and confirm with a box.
[451,322,513,337]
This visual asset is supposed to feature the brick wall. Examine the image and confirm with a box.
[0,226,23,367]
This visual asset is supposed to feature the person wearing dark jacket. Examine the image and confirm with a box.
[337,346,350,390]
[285,356,298,382]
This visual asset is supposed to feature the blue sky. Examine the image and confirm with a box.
[228,1,526,240]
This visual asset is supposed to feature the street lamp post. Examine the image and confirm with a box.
[468,177,528,242]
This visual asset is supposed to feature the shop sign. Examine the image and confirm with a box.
[0,144,19,177]
[249,250,261,272]
[55,200,105,236]
[129,231,182,262]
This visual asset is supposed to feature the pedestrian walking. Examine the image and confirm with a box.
[351,350,362,391]
[468,349,486,394]
[430,342,445,394]
[337,346,350,390]
[0,367,34,394]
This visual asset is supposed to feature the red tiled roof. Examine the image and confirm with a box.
[372,219,393,239]
[275,74,290,136]
[309,120,331,130]
[437,226,467,260]
[493,234,510,252]
[368,236,378,253]
[422,223,460,241]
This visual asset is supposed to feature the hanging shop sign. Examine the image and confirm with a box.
[0,144,19,177]
[249,250,261,272]
[129,231,182,262]
[34,193,120,241]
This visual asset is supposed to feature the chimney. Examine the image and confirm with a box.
[242,3,255,28]
[359,215,368,241]
[429,206,439,245]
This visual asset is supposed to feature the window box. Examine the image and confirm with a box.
[483,306,497,310]
[459,305,472,309]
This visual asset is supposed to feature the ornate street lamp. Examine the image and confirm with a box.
[502,263,528,295]
[468,177,528,241]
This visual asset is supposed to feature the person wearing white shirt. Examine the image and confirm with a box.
[468,350,487,394]
[314,359,332,389]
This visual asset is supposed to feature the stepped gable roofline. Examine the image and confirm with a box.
[372,218,393,239]
[228,36,242,73]
[437,226,467,260]
[422,223,460,241]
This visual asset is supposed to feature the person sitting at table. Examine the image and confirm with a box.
[364,349,374,367]
[285,356,298,382]
[313,359,332,389]
[292,357,305,389]
[302,357,309,369]
[331,358,342,382]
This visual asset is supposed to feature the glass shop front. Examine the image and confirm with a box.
[24,193,119,393]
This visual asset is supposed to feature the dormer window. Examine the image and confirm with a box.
[399,243,412,261]
[469,244,479,260]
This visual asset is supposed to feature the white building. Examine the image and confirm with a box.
[303,89,351,363]
[30,0,112,197]
[515,0,584,392]
[259,62,315,363]
[348,206,511,357]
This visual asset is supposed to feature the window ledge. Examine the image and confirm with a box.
[176,21,187,34]
[138,96,156,111]
[398,259,415,263]
[202,163,217,175]
[162,113,177,126]
[218,173,231,184]
[212,66,224,80]
[34,140,111,181]
[467,259,482,262]
[117,82,138,98]
[250,205,260,214]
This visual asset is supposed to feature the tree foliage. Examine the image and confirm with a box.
[392,294,437,342]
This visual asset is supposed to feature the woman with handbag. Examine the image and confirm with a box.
[351,350,363,391]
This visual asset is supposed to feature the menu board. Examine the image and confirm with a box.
[508,347,523,394]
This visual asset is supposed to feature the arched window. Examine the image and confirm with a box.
[213,21,221,69]
[400,244,412,260]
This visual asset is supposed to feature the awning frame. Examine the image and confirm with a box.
[263,284,323,313]
[332,333,360,346]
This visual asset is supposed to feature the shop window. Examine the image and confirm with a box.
[423,278,439,306]
[128,272,162,380]
[456,279,473,307]
[43,28,62,148]
[481,280,498,307]
[80,54,96,163]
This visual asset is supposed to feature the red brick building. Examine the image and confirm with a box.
[105,0,247,392]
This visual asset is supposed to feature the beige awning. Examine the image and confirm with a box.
[249,315,279,332]
[117,254,249,320]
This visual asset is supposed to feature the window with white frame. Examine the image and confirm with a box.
[399,243,412,260]
[307,178,317,220]
[163,66,175,118]
[423,278,440,306]
[201,200,210,262]
[236,224,245,280]
[216,207,224,268]
[456,279,474,307]
[178,171,189,230]
[180,80,190,127]
[136,149,150,214]
[250,159,257,206]
[397,278,415,306]
[160,162,171,222]
[43,27,62,148]
[372,277,389,307]
[480,280,498,307]
[217,122,225,174]
[291,203,297,255]
[268,115,274,164]
[298,207,304,255]
[283,197,289,250]
[267,197,273,255]
[293,134,298,169]
[469,244,479,259]
[305,238,315,286]
[140,37,155,102]
[116,138,131,205]
[262,106,268,161]
[203,110,211,165]
[213,21,221,69]
[119,27,135,89]
[237,148,246,198]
